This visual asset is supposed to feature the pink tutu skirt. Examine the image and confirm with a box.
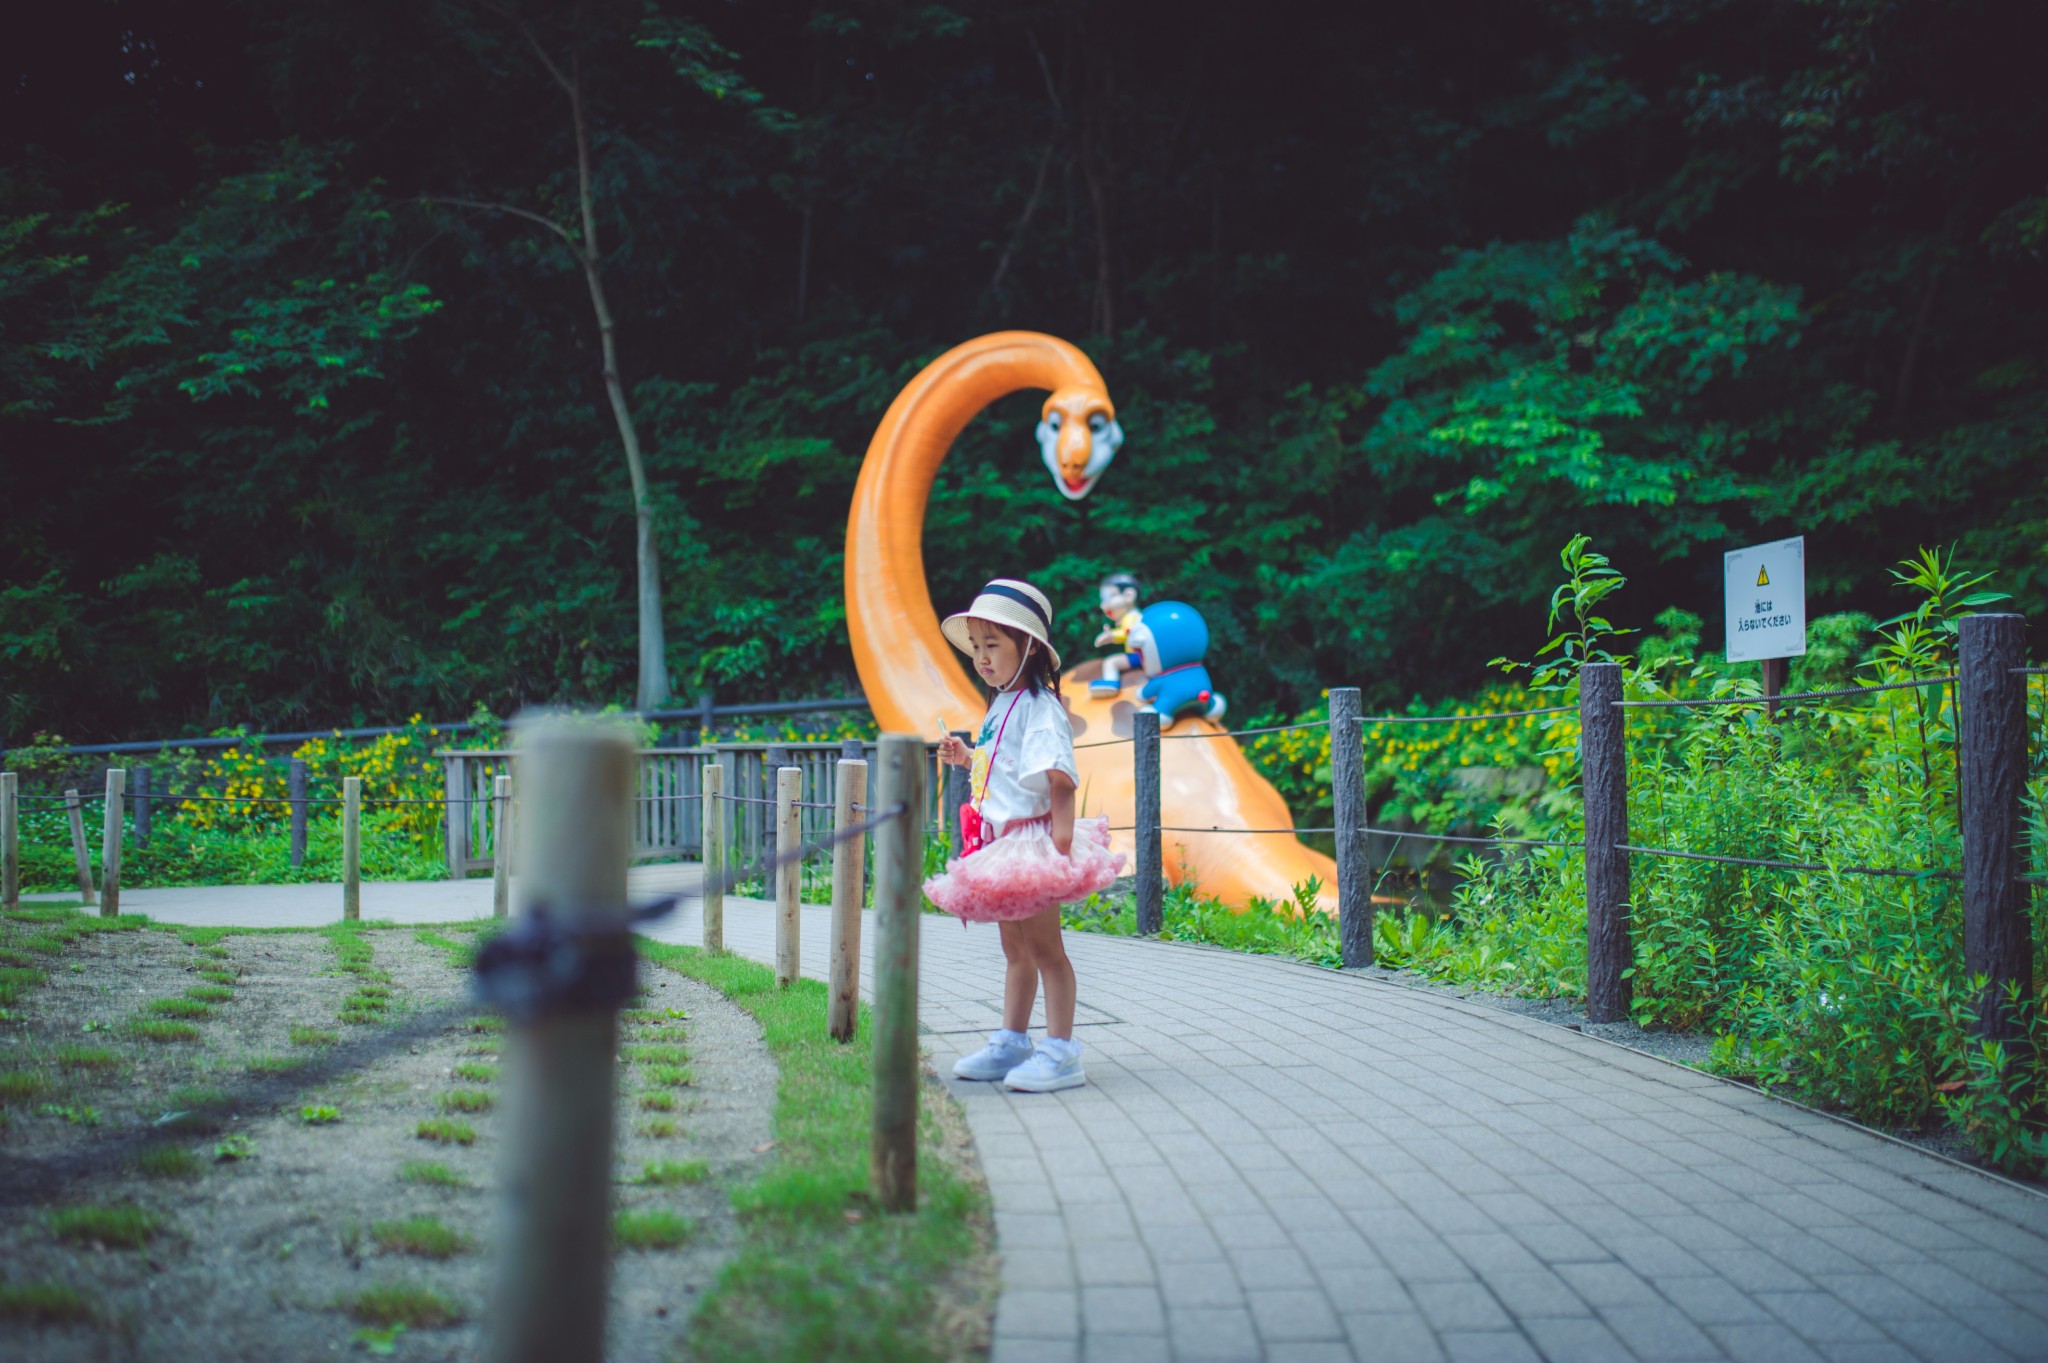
[924,815,1125,923]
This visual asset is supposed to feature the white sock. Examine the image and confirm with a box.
[993,1028,1029,1048]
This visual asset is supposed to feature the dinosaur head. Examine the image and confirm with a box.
[1036,385,1123,501]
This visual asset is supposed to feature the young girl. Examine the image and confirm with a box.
[924,577,1124,1092]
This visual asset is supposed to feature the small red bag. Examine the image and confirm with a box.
[957,802,987,857]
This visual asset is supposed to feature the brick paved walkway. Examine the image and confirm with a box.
[95,877,2048,1362]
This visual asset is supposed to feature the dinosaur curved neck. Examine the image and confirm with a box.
[846,332,1106,734]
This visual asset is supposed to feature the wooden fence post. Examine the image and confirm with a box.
[841,738,869,905]
[870,733,924,1213]
[697,689,716,743]
[342,777,361,923]
[701,762,725,952]
[942,731,970,853]
[1581,662,1631,1023]
[2,772,18,913]
[288,757,308,868]
[486,719,634,1363]
[775,766,801,987]
[65,788,96,907]
[829,758,869,1042]
[133,766,151,847]
[492,773,514,920]
[444,755,467,879]
[1331,688,1371,967]
[1135,710,1163,935]
[1959,613,2031,1041]
[100,769,125,919]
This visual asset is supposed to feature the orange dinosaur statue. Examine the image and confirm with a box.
[845,331,1336,910]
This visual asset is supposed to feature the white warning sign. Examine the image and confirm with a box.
[1725,537,1806,663]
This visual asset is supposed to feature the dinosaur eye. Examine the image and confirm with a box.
[1089,413,1107,432]
[1045,412,1062,429]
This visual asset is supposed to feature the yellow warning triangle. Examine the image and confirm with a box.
[1756,565,1771,587]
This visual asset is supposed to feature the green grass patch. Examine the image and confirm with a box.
[415,1118,475,1146]
[0,965,48,1004]
[645,1064,695,1089]
[339,1001,388,1026]
[0,946,35,968]
[370,1215,471,1259]
[398,1160,468,1188]
[635,1158,709,1186]
[54,1045,120,1071]
[0,1280,95,1325]
[48,1202,159,1249]
[289,1024,339,1047]
[452,1061,496,1083]
[637,1118,681,1138]
[301,1104,341,1124]
[185,984,234,1003]
[622,1043,691,1066]
[200,944,234,959]
[127,1019,201,1043]
[138,1146,204,1179]
[246,1054,303,1076]
[0,1068,50,1103]
[21,932,78,953]
[197,967,239,985]
[37,1103,101,1126]
[145,997,211,1019]
[437,1089,493,1114]
[613,1208,696,1250]
[345,1281,465,1329]
[638,942,989,1362]
[639,1091,677,1112]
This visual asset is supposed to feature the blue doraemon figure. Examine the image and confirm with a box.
[1128,601,1227,730]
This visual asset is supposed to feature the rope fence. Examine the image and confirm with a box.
[1613,675,1957,709]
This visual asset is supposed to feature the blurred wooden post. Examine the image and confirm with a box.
[840,738,869,905]
[775,766,801,987]
[288,757,308,868]
[1760,657,1788,724]
[700,762,725,951]
[99,769,125,918]
[1331,688,1371,966]
[492,773,514,919]
[133,766,152,847]
[342,777,361,923]
[487,719,634,1363]
[443,755,467,878]
[1959,614,2030,1042]
[65,788,96,907]
[2,772,18,912]
[1134,710,1163,935]
[870,734,924,1213]
[829,758,869,1042]
[1581,662,1631,1023]
[942,730,970,853]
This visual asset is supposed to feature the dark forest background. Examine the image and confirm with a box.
[5,0,2045,745]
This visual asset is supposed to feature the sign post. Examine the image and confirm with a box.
[1724,536,1807,721]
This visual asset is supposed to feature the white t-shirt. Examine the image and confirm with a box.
[968,686,1079,835]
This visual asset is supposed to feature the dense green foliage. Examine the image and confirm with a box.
[7,0,2047,744]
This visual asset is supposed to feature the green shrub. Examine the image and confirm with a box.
[49,1203,158,1249]
[371,1215,472,1259]
[0,1280,96,1324]
[346,1282,465,1328]
[613,1209,694,1250]
[397,1160,467,1188]
[437,1089,493,1114]
[416,1118,475,1146]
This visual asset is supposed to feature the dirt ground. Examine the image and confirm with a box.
[0,910,776,1361]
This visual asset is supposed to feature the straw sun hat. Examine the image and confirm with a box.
[940,579,1064,674]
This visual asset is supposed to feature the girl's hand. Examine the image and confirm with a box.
[1047,771,1076,857]
[937,734,971,768]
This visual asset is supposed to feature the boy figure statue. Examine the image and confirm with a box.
[1088,572,1144,697]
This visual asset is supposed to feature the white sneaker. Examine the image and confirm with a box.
[953,1029,1033,1081]
[1004,1039,1085,1093]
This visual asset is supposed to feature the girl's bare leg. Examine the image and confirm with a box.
[999,919,1038,1032]
[1017,907,1076,1040]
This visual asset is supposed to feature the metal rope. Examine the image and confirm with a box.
[1615,676,1957,709]
[1616,843,1960,880]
